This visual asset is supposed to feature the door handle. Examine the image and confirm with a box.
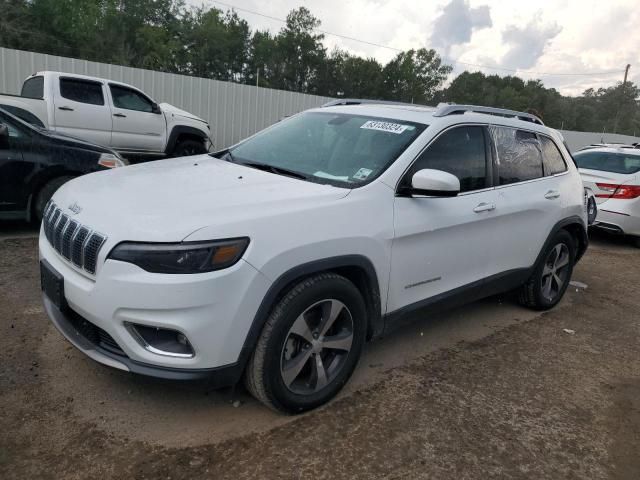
[113,113,126,118]
[58,106,74,111]
[544,190,561,199]
[473,202,496,213]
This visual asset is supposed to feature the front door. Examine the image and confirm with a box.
[0,112,30,214]
[108,84,166,152]
[388,125,498,313]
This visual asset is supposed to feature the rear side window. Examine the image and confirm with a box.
[408,126,488,192]
[491,126,543,185]
[110,84,153,112]
[573,151,640,175]
[21,76,44,99]
[540,136,567,175]
[60,78,104,106]
[0,105,45,128]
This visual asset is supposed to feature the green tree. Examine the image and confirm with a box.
[382,48,452,103]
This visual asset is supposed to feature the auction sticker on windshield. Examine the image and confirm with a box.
[360,120,410,134]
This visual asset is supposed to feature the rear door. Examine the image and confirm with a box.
[108,83,166,152]
[52,77,112,146]
[388,125,497,312]
[487,126,562,274]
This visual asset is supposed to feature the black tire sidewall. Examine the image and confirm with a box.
[34,176,74,222]
[263,277,367,413]
[173,140,206,157]
[531,230,575,309]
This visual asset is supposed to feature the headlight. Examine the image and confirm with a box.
[108,238,250,274]
[98,153,128,168]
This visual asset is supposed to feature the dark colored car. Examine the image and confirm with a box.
[0,107,127,222]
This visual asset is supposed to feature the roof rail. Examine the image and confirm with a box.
[433,104,545,125]
[322,98,429,108]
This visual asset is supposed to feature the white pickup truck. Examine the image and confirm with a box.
[0,71,212,157]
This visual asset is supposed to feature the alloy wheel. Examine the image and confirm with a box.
[280,299,354,395]
[541,243,571,301]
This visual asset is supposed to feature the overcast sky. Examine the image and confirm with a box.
[195,0,639,96]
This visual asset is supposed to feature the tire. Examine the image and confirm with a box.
[245,273,367,413]
[172,139,206,157]
[33,176,75,223]
[518,230,576,310]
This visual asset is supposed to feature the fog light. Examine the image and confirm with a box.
[125,323,195,358]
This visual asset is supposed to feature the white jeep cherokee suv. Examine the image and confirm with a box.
[40,102,588,413]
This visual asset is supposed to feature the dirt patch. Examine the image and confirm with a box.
[1,235,639,479]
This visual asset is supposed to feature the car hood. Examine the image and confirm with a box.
[52,155,350,242]
[159,103,207,124]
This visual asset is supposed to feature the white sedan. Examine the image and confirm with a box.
[574,144,640,247]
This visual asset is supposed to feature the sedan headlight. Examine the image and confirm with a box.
[108,238,249,274]
[98,153,128,168]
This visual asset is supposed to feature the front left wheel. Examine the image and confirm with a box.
[245,273,367,413]
[172,139,206,157]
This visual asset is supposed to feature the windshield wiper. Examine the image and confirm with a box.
[238,161,309,180]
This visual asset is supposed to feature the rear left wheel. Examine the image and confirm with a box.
[245,273,367,413]
[518,230,575,310]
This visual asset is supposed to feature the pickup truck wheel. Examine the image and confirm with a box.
[245,273,367,413]
[34,176,75,223]
[518,230,575,310]
[172,139,206,157]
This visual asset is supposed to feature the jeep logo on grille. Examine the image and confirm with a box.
[68,202,82,215]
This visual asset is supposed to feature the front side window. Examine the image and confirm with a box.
[407,126,488,192]
[573,151,640,175]
[0,112,27,138]
[60,78,104,106]
[540,136,567,176]
[110,84,153,112]
[21,76,44,99]
[491,126,543,185]
[227,112,426,187]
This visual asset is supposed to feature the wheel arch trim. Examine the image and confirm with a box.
[236,255,383,374]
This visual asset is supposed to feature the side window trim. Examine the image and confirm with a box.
[396,122,493,195]
[59,77,106,106]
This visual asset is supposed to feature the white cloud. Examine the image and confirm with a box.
[430,0,492,54]
[500,13,562,70]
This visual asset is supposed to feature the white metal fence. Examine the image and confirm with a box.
[1,46,639,151]
[0,47,332,149]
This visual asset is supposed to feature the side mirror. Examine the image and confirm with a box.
[401,169,460,197]
[151,102,161,114]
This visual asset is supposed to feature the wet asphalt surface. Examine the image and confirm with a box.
[0,224,639,479]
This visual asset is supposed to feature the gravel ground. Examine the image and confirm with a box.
[0,232,639,479]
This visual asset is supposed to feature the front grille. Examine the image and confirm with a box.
[43,201,107,275]
[66,308,126,357]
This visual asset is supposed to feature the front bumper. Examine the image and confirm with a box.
[39,231,271,381]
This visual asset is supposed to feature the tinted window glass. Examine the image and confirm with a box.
[230,112,426,187]
[21,76,44,99]
[0,105,45,128]
[0,112,26,138]
[110,84,153,112]
[540,136,567,175]
[491,127,543,185]
[408,126,487,192]
[60,78,104,105]
[573,151,640,174]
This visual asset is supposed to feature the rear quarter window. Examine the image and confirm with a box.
[540,136,567,176]
[0,104,45,128]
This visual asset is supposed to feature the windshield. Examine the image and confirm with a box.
[226,111,426,187]
[574,150,640,175]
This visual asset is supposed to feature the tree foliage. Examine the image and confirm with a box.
[1,0,638,135]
